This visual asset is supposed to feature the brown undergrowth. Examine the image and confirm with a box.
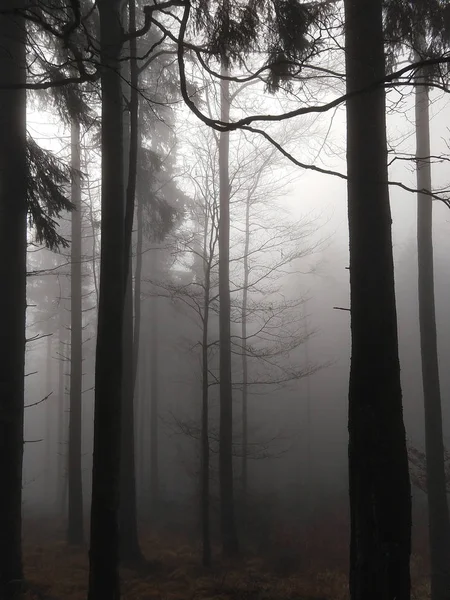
[22,517,430,600]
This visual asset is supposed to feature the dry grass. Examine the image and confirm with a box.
[21,519,431,600]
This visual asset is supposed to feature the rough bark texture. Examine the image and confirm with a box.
[344,1,412,598]
[68,119,84,546]
[218,62,239,557]
[415,75,450,600]
[88,1,124,598]
[0,3,27,598]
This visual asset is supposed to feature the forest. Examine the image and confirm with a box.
[2,0,450,599]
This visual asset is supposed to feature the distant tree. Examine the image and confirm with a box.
[68,118,84,546]
[384,5,450,599]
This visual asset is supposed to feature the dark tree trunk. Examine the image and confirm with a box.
[88,1,124,598]
[119,267,143,563]
[68,118,84,546]
[118,0,143,564]
[218,61,239,557]
[0,3,27,598]
[149,249,160,520]
[344,1,411,599]
[415,73,450,600]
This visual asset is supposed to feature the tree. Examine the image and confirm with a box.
[344,0,411,598]
[119,0,143,564]
[384,5,450,598]
[415,62,450,600]
[88,0,124,597]
[68,118,84,546]
[218,62,239,558]
[0,5,28,597]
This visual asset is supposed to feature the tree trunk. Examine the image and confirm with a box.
[344,1,411,598]
[415,72,450,600]
[201,211,212,568]
[57,313,66,516]
[218,60,239,557]
[68,118,84,546]
[241,194,250,509]
[88,1,124,598]
[135,182,145,508]
[44,330,53,504]
[119,265,142,563]
[0,3,27,597]
[149,249,160,520]
[118,0,143,564]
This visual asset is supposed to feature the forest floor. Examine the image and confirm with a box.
[22,518,431,600]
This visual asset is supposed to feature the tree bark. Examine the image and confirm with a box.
[218,60,239,557]
[415,71,450,600]
[88,1,124,598]
[344,0,411,598]
[0,3,27,597]
[68,118,84,546]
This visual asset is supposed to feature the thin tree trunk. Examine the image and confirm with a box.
[57,313,66,516]
[201,209,212,568]
[241,194,250,509]
[68,119,84,546]
[0,3,27,597]
[134,158,144,509]
[138,338,147,509]
[218,60,239,557]
[45,331,53,504]
[149,249,160,520]
[303,301,312,522]
[415,69,450,600]
[344,0,411,598]
[132,115,143,393]
[88,1,124,597]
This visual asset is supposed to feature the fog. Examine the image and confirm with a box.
[19,81,450,585]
